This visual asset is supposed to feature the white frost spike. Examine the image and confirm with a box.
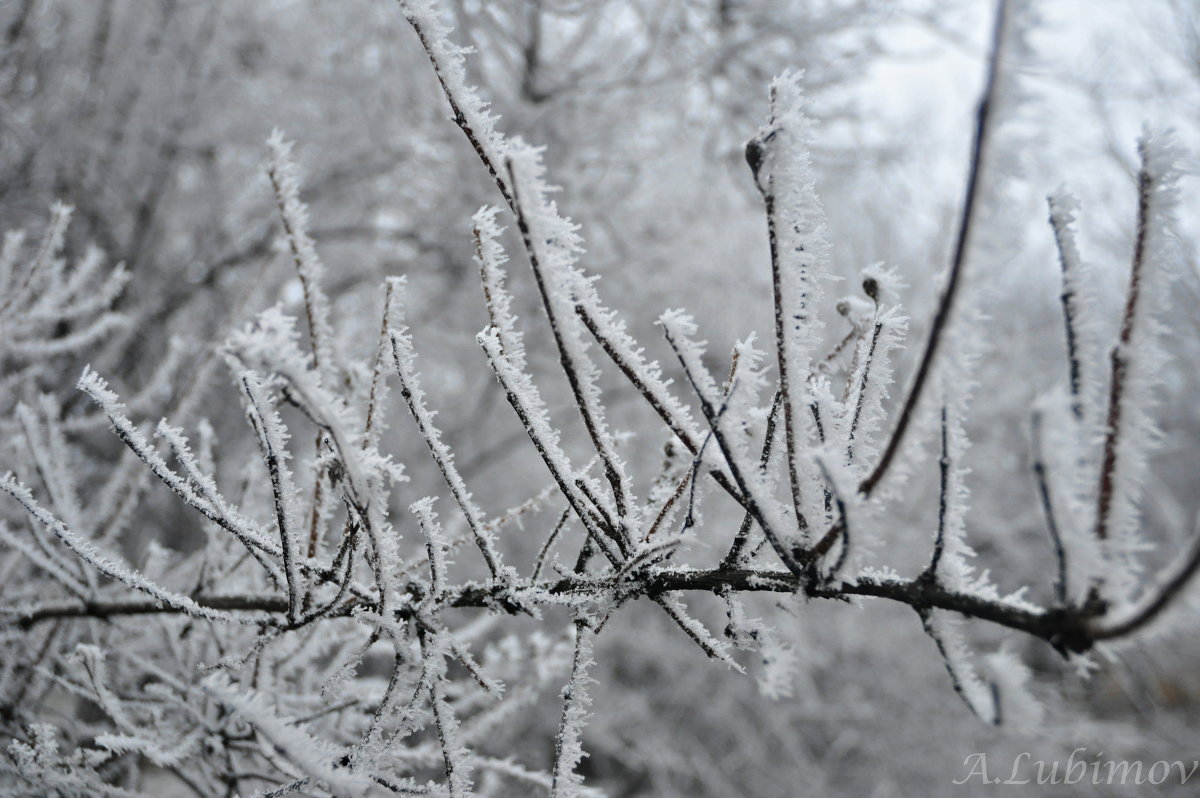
[574,290,711,481]
[238,369,306,623]
[78,367,284,580]
[266,130,338,385]
[474,206,526,372]
[725,333,770,429]
[983,649,1044,730]
[479,327,620,564]
[69,645,135,732]
[933,395,977,593]
[1095,130,1184,602]
[226,306,377,515]
[658,310,796,566]
[0,523,88,599]
[7,723,139,798]
[413,497,449,595]
[1033,389,1105,602]
[754,71,838,517]
[655,594,744,672]
[1,206,129,370]
[551,617,596,798]
[364,277,404,450]
[0,473,237,625]
[1047,188,1105,429]
[227,303,409,612]
[204,673,369,793]
[756,629,797,700]
[0,228,26,297]
[815,452,869,576]
[397,0,510,194]
[922,610,997,725]
[842,304,907,476]
[70,645,200,768]
[1,201,71,314]
[507,143,635,525]
[17,398,87,544]
[392,322,503,577]
[723,596,796,698]
[19,246,127,332]
[759,72,835,368]
[424,629,476,798]
[656,313,721,438]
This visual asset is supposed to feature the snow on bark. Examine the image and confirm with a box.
[237,369,306,624]
[506,143,635,530]
[266,130,338,386]
[478,326,621,564]
[658,310,799,572]
[750,71,839,532]
[392,317,503,578]
[204,673,371,794]
[1094,130,1184,602]
[0,473,240,625]
[396,0,512,202]
[920,610,997,725]
[473,207,526,372]
[551,616,595,798]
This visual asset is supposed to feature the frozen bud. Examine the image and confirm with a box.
[863,276,879,302]
[745,136,766,181]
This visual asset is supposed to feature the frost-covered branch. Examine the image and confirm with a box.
[859,0,1011,497]
[1,2,1197,795]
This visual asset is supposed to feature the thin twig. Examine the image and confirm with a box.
[925,406,951,580]
[1030,410,1069,604]
[505,158,630,530]
[1094,162,1154,545]
[723,389,783,567]
[860,0,1010,497]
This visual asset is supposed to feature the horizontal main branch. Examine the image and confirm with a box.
[7,568,1101,655]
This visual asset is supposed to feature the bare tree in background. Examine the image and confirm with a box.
[1,0,1198,796]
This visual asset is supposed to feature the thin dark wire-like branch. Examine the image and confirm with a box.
[241,377,303,625]
[576,304,748,512]
[1089,521,1200,641]
[1048,197,1085,420]
[417,627,470,798]
[550,614,591,796]
[812,460,851,583]
[644,469,690,543]
[532,508,571,581]
[845,322,883,465]
[662,326,804,578]
[390,334,503,579]
[652,595,739,668]
[400,10,516,213]
[1030,410,1069,604]
[760,185,808,532]
[364,279,399,442]
[478,332,623,565]
[924,406,951,580]
[1094,161,1154,546]
[505,159,630,531]
[860,0,1010,497]
[722,389,783,567]
[677,387,735,535]
[918,608,1000,726]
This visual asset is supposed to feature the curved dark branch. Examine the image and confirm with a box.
[860,0,1009,497]
[10,565,1113,658]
